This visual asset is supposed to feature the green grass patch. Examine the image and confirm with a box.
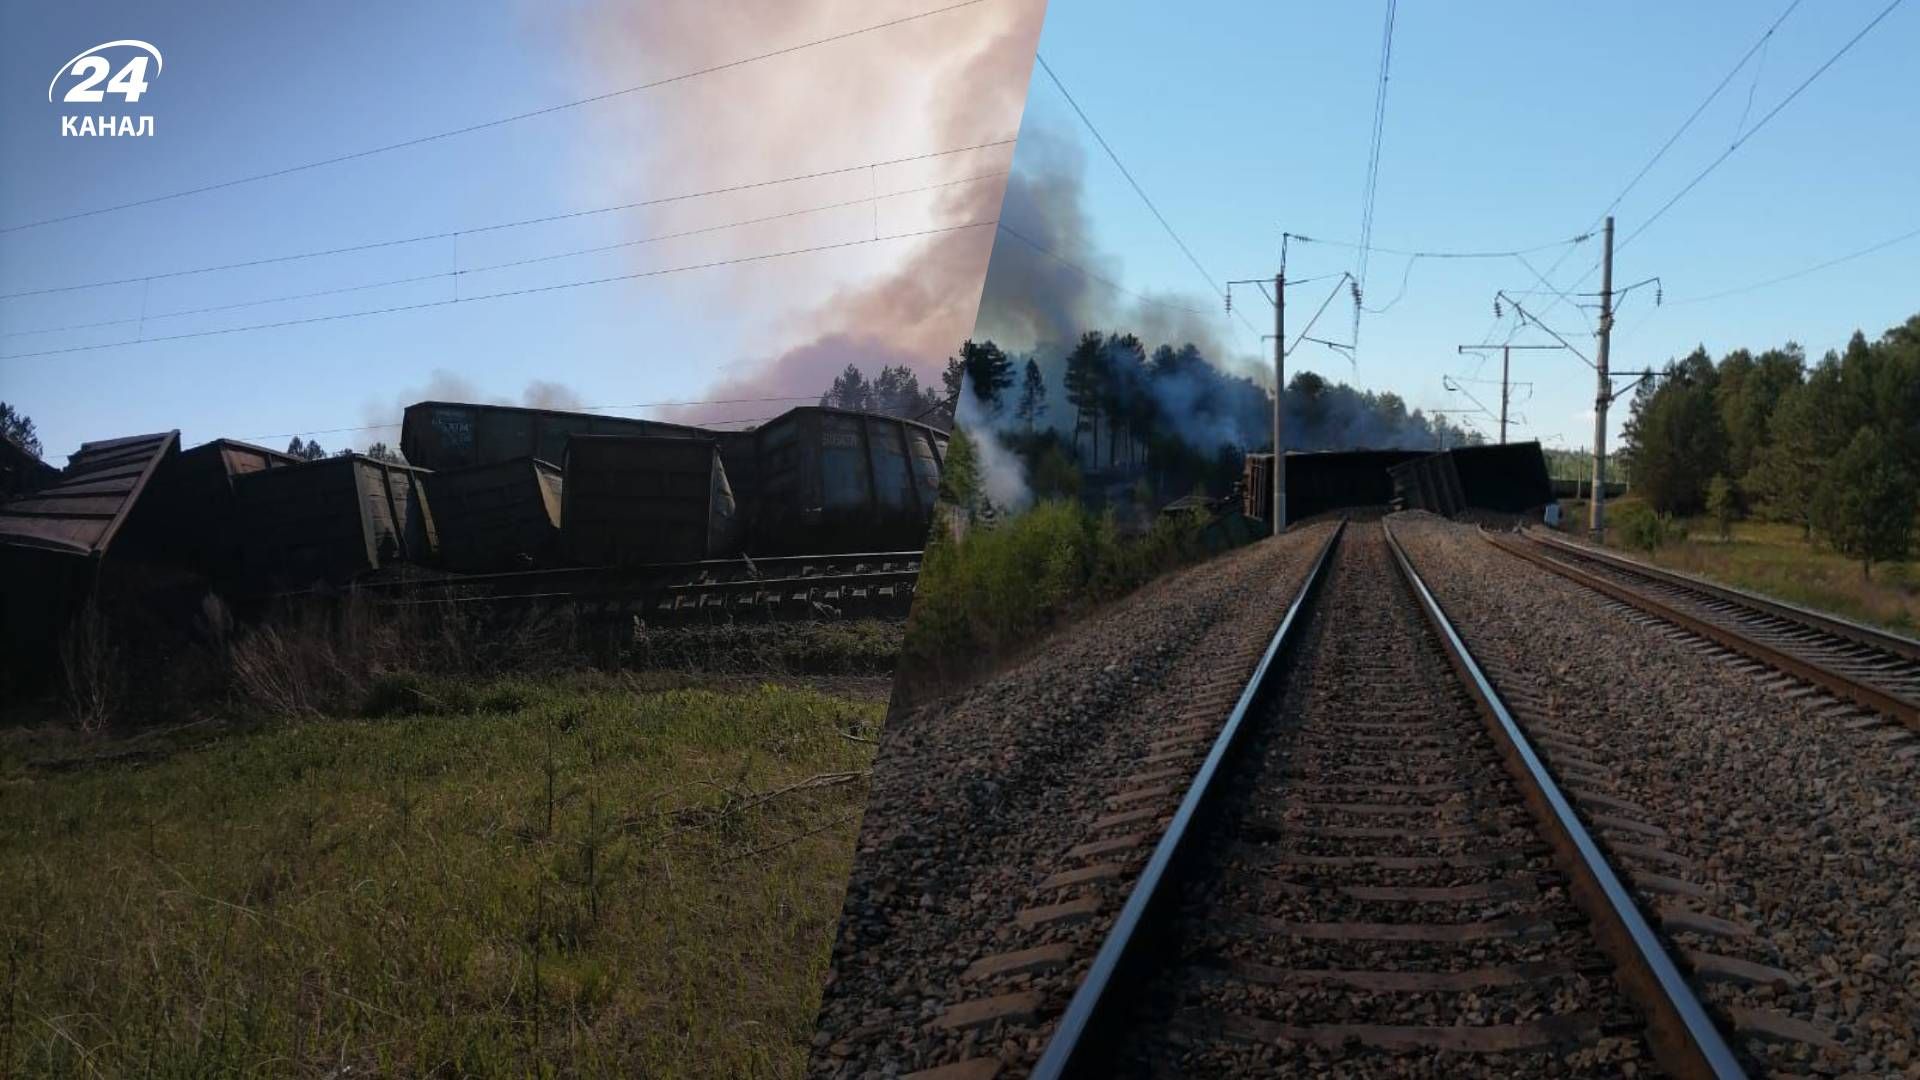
[0,674,878,1078]
[900,501,1224,688]
[1559,498,1920,634]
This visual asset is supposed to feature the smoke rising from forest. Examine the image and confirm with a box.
[563,0,1048,426]
[967,126,1475,459]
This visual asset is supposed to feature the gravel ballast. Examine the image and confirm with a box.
[1392,511,1920,1078]
[809,523,1337,1078]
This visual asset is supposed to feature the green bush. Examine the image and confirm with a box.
[901,500,1213,681]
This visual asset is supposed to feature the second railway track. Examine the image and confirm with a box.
[1489,528,1920,729]
[1034,521,1743,1078]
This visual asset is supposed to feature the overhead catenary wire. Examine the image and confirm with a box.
[1518,0,1898,331]
[0,219,998,362]
[1495,0,1810,336]
[1,0,997,234]
[2,170,1010,340]
[1031,53,1264,344]
[1668,222,1920,305]
[1353,0,1400,299]
[0,139,1016,302]
[993,223,1216,316]
[1619,0,1907,252]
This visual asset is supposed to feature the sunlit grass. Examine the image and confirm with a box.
[1560,498,1920,634]
[0,674,878,1078]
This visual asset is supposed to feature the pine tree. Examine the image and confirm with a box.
[1062,332,1105,465]
[0,402,42,459]
[1814,426,1916,578]
[1014,358,1048,432]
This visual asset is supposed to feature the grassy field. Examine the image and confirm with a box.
[1559,498,1920,634]
[0,673,881,1078]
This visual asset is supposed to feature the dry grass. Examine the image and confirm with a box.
[1559,498,1920,633]
[0,673,880,1078]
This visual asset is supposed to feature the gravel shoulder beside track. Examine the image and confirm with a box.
[809,522,1337,1078]
[1393,511,1920,1078]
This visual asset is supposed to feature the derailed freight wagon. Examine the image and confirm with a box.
[400,401,711,472]
[235,454,437,586]
[562,436,739,565]
[0,431,179,679]
[1389,441,1553,516]
[425,457,563,572]
[750,407,945,554]
[133,438,300,579]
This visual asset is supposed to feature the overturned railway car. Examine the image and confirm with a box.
[235,454,437,587]
[399,401,713,472]
[562,436,739,565]
[426,457,563,572]
[0,431,180,677]
[751,407,946,555]
[1390,441,1554,516]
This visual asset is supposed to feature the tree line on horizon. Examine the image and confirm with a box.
[820,335,1477,459]
[1621,312,1920,576]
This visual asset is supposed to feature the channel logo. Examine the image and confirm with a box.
[48,39,162,137]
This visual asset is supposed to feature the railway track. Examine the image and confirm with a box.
[1029,521,1743,1078]
[284,550,923,623]
[1487,528,1920,729]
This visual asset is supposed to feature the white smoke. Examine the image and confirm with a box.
[954,381,1031,511]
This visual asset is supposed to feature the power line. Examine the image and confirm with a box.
[1510,0,1810,330]
[1597,0,1807,235]
[1032,54,1229,301]
[1292,233,1585,259]
[0,139,1015,301]
[1668,222,1920,305]
[992,223,1215,316]
[1353,0,1400,296]
[0,219,997,362]
[2,170,1009,339]
[1,0,995,235]
[1619,0,1906,251]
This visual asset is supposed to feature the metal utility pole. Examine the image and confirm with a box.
[1499,346,1510,443]
[1453,344,1554,445]
[1231,263,1307,536]
[1590,215,1614,540]
[1273,270,1285,535]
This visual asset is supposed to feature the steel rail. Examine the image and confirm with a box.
[266,550,924,600]
[1523,526,1920,664]
[1383,520,1745,1080]
[1486,530,1919,729]
[380,568,918,611]
[1030,518,1347,1080]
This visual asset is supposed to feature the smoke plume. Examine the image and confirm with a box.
[562,0,1049,426]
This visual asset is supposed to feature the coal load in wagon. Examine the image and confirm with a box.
[400,401,710,473]
[235,454,437,587]
[425,457,563,572]
[750,408,946,555]
[562,435,740,565]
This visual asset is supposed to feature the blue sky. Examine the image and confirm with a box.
[1,0,1037,460]
[1018,0,1918,451]
[5,2,1912,462]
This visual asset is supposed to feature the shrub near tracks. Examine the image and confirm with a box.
[0,677,879,1078]
[1393,511,1920,1076]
